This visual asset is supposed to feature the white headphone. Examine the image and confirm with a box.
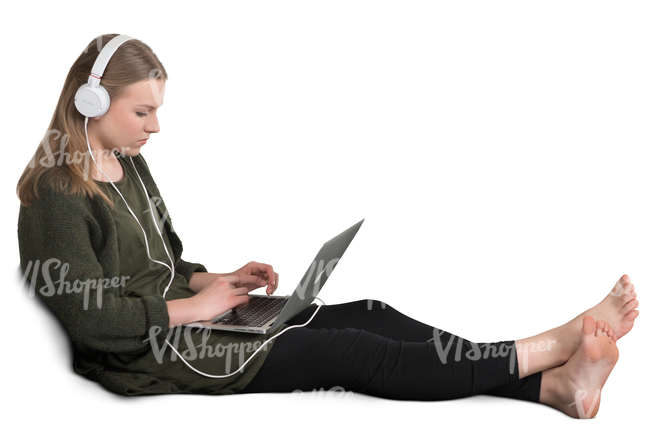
[74,35,133,117]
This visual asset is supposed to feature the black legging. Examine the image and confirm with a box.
[241,300,541,402]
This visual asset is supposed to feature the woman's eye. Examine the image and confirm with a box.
[136,112,147,117]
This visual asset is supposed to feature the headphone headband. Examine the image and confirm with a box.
[75,34,134,117]
[89,35,133,84]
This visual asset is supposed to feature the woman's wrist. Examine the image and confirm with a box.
[166,297,204,327]
[187,271,228,293]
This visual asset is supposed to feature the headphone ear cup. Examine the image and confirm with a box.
[75,84,111,117]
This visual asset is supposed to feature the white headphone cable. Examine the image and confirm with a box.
[83,117,174,297]
[84,117,324,378]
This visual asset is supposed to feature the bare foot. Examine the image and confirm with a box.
[578,274,639,339]
[539,316,619,418]
[557,274,638,358]
[512,275,637,378]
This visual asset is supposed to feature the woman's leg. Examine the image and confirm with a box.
[244,300,539,401]
[284,299,443,342]
[243,274,637,413]
[282,274,637,381]
[242,325,530,401]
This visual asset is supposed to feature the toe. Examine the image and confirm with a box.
[623,299,639,315]
[583,316,596,335]
[611,277,632,296]
[620,281,634,296]
[624,309,640,321]
[621,291,636,305]
[595,320,606,335]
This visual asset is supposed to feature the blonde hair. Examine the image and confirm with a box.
[17,34,168,207]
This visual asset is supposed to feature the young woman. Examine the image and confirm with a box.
[17,34,639,418]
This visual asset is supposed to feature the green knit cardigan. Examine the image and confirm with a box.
[18,154,208,395]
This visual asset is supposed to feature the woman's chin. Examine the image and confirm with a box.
[119,146,142,157]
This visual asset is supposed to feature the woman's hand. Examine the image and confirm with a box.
[187,262,279,295]
[192,275,255,320]
[231,261,279,295]
[168,274,262,327]
[170,262,279,327]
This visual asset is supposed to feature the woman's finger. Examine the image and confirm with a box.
[230,291,250,313]
[246,262,271,279]
[217,274,241,286]
[237,274,267,289]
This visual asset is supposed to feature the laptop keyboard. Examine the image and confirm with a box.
[213,296,288,327]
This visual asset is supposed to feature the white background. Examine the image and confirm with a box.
[1,1,648,431]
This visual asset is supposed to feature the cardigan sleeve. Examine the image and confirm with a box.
[175,258,207,282]
[18,185,170,355]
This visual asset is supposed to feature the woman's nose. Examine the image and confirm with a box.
[145,113,160,133]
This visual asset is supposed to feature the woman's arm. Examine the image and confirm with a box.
[187,271,228,293]
[167,274,265,327]
[166,297,204,327]
[18,186,170,353]
[172,262,280,327]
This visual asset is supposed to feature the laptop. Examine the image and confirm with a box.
[188,219,364,334]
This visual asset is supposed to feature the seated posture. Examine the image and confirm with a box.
[17,34,639,418]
